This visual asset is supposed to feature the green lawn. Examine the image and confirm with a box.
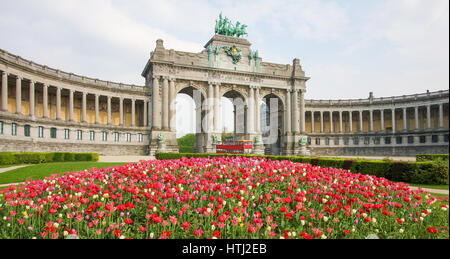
[0,162,126,185]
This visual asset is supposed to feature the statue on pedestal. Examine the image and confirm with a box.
[157,133,166,152]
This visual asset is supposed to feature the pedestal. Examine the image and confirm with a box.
[157,142,166,153]
[247,133,264,155]
[148,130,178,156]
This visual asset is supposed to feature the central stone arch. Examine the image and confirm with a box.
[142,35,309,156]
[175,82,208,153]
[222,88,247,141]
[261,93,285,155]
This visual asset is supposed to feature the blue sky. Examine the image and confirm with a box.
[1,0,448,136]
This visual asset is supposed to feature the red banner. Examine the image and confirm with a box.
[216,145,253,150]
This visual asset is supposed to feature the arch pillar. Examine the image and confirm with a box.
[148,75,180,156]
[290,88,308,156]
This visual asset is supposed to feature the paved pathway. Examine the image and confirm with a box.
[321,155,416,162]
[409,186,449,195]
[0,165,30,174]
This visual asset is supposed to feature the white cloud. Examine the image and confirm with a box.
[32,0,203,53]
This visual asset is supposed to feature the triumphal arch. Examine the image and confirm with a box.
[141,15,310,156]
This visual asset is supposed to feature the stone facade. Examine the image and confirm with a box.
[0,33,449,156]
[141,35,309,155]
[304,91,449,156]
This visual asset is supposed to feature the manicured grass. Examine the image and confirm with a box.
[0,162,126,185]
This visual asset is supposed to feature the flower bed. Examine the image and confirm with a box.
[0,156,448,239]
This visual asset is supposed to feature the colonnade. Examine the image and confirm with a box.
[306,105,447,134]
[1,70,149,127]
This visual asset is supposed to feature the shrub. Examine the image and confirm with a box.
[13,153,45,164]
[0,153,15,165]
[353,160,391,178]
[178,146,194,153]
[290,156,312,164]
[316,158,346,169]
[43,152,55,163]
[343,160,355,170]
[0,152,99,165]
[64,152,76,162]
[389,162,410,182]
[411,161,449,185]
[53,152,65,162]
[416,154,449,162]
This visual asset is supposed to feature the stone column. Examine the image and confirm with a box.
[391,109,396,133]
[56,86,61,120]
[143,99,148,127]
[69,89,74,121]
[358,110,363,132]
[414,106,419,130]
[195,105,202,134]
[247,86,255,134]
[255,87,261,133]
[299,89,306,133]
[213,84,220,133]
[162,77,169,130]
[81,91,86,123]
[207,83,214,133]
[285,89,291,134]
[152,76,161,130]
[94,94,99,124]
[311,111,315,133]
[329,111,333,133]
[349,111,353,133]
[320,111,324,133]
[1,71,7,111]
[369,110,373,132]
[107,96,112,125]
[403,107,407,131]
[131,98,136,127]
[119,97,124,126]
[339,111,343,133]
[16,76,22,115]
[439,103,444,129]
[292,90,299,133]
[29,81,35,118]
[426,105,431,129]
[169,79,176,131]
[148,100,152,128]
[380,109,385,132]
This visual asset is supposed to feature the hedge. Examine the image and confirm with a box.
[416,154,449,162]
[156,152,449,185]
[0,152,99,165]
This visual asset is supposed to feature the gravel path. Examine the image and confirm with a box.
[409,186,449,195]
[320,156,416,162]
[0,165,30,174]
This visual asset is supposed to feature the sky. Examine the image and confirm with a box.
[1,0,448,137]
